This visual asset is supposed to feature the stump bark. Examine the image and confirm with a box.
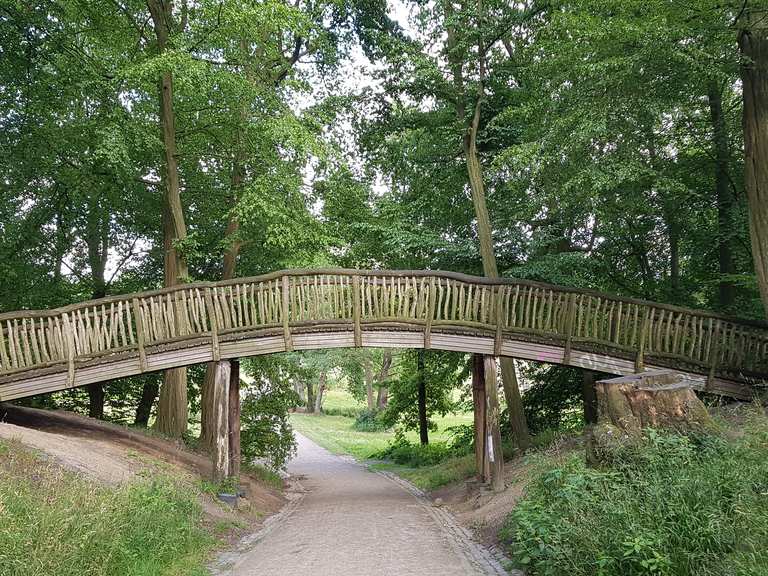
[587,370,714,466]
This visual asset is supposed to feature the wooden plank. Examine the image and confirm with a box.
[204,288,221,361]
[352,275,362,347]
[282,275,293,352]
[131,299,148,372]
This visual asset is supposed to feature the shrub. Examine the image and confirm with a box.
[500,411,768,576]
[322,406,364,418]
[373,435,455,467]
[505,364,590,436]
[240,383,298,471]
[352,409,389,432]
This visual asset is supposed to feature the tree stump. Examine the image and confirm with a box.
[587,370,714,466]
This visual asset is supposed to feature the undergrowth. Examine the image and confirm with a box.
[501,407,768,576]
[0,439,214,576]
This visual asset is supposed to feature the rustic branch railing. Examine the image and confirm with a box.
[1,269,766,397]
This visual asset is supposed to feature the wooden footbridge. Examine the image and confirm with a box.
[1,269,767,402]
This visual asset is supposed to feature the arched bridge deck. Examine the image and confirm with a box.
[1,269,766,401]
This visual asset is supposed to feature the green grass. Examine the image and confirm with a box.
[0,439,215,576]
[241,461,284,490]
[371,453,477,490]
[291,410,473,459]
[292,389,477,489]
[321,389,364,413]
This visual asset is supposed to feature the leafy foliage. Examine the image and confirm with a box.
[380,350,466,433]
[514,365,591,435]
[239,357,301,470]
[352,409,389,432]
[501,411,768,576]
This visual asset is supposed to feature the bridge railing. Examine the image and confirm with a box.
[1,269,767,386]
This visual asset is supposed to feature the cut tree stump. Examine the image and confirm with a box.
[587,370,715,466]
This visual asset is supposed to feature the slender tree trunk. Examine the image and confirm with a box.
[148,0,190,438]
[314,372,327,413]
[739,12,768,318]
[708,81,737,311]
[305,380,315,413]
[155,208,188,437]
[463,85,530,451]
[446,0,530,449]
[364,356,375,411]
[85,197,108,419]
[200,216,242,450]
[376,350,392,409]
[134,378,159,426]
[417,350,428,445]
[212,361,231,483]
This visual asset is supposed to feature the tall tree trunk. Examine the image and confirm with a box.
[417,350,428,446]
[375,350,392,409]
[708,81,737,311]
[739,12,768,318]
[134,378,159,426]
[148,0,190,438]
[446,0,531,450]
[155,208,188,437]
[314,371,327,413]
[85,196,108,419]
[305,380,315,413]
[364,355,375,411]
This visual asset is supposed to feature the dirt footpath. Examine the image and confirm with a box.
[213,433,509,576]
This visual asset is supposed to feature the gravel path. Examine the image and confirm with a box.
[213,433,508,576]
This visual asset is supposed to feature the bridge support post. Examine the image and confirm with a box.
[228,359,241,480]
[471,355,488,483]
[473,354,504,491]
[582,371,598,425]
[483,356,505,492]
[212,360,230,483]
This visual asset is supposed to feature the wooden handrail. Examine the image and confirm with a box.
[0,270,766,389]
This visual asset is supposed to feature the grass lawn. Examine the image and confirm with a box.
[0,439,215,576]
[291,388,477,488]
[292,387,473,460]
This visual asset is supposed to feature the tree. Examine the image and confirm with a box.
[738,6,768,318]
[145,0,192,438]
[381,350,465,441]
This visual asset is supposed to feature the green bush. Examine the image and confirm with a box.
[501,412,768,576]
[373,436,456,467]
[240,382,298,471]
[322,406,364,418]
[352,409,390,432]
